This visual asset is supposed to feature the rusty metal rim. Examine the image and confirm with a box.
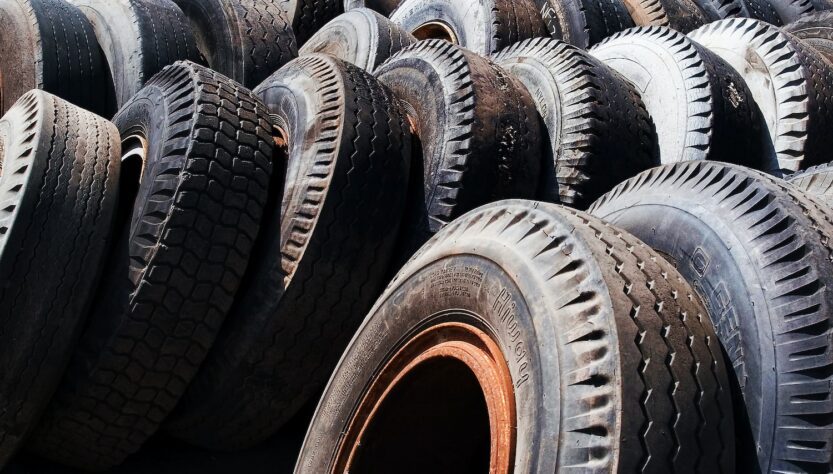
[412,21,459,44]
[332,321,516,474]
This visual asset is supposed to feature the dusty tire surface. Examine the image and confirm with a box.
[344,0,399,15]
[389,0,547,56]
[788,161,833,207]
[0,91,119,469]
[297,200,734,473]
[299,8,416,71]
[741,0,783,23]
[26,61,273,471]
[0,0,112,117]
[689,18,833,174]
[590,161,833,472]
[173,0,298,89]
[375,40,542,257]
[591,27,766,169]
[784,11,833,62]
[70,0,203,112]
[280,0,343,45]
[494,37,658,207]
[534,0,634,49]
[165,54,412,450]
[621,0,712,31]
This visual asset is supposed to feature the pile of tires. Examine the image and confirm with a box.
[1,0,833,473]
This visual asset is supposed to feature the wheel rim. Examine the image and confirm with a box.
[412,21,459,44]
[333,322,516,473]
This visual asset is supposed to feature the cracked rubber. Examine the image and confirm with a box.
[69,0,203,112]
[494,37,658,207]
[280,0,343,45]
[0,0,112,117]
[591,27,767,170]
[173,0,298,89]
[533,0,635,49]
[0,91,119,469]
[165,54,412,450]
[590,161,833,473]
[689,18,833,174]
[300,8,416,72]
[297,200,734,473]
[788,161,833,208]
[27,61,274,471]
[389,0,547,56]
[784,11,833,62]
[375,40,542,258]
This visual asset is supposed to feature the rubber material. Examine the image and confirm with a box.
[494,37,658,207]
[344,0,399,15]
[280,0,343,45]
[788,161,833,207]
[784,11,833,62]
[27,61,273,471]
[297,199,734,473]
[621,0,712,32]
[590,161,833,472]
[533,0,635,48]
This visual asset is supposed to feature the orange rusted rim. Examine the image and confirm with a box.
[412,21,459,44]
[333,322,516,473]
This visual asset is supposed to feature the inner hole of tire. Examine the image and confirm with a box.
[116,135,146,231]
[412,21,458,44]
[349,358,490,474]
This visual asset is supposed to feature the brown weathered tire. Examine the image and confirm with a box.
[784,11,833,62]
[299,8,416,72]
[494,37,658,207]
[164,54,412,450]
[534,0,635,49]
[26,61,273,471]
[0,0,112,117]
[297,200,734,473]
[389,0,547,56]
[0,91,119,470]
[621,0,712,31]
[375,40,543,258]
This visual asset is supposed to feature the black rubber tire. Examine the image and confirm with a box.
[69,0,203,112]
[0,0,112,117]
[344,0,399,15]
[788,161,833,207]
[280,0,343,45]
[0,91,119,469]
[534,0,635,49]
[689,18,833,174]
[784,11,833,62]
[741,0,783,23]
[165,54,412,450]
[389,0,547,56]
[173,0,298,89]
[375,40,543,257]
[26,61,274,471]
[297,200,734,473]
[591,27,767,170]
[754,0,825,24]
[621,0,713,32]
[590,161,833,472]
[494,37,658,207]
[299,8,417,72]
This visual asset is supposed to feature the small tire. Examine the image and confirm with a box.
[299,8,417,72]
[534,0,635,49]
[389,0,547,56]
[689,18,833,174]
[27,61,274,471]
[297,200,734,473]
[590,161,833,472]
[494,37,658,207]
[164,54,412,450]
[591,27,767,169]
[0,0,112,117]
[173,0,298,89]
[787,161,833,207]
[69,0,203,111]
[280,0,343,45]
[375,40,543,257]
[784,11,833,62]
[0,91,119,468]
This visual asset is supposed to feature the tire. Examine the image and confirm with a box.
[620,0,712,32]
[345,0,399,16]
[165,54,412,450]
[590,161,833,472]
[27,61,274,471]
[755,0,820,23]
[69,0,203,112]
[0,91,119,469]
[533,0,635,49]
[297,200,734,473]
[0,0,112,117]
[787,161,833,207]
[389,0,547,56]
[741,0,783,23]
[591,27,767,170]
[173,0,298,89]
[494,37,658,208]
[784,11,833,62]
[299,8,417,72]
[689,18,833,174]
[280,0,343,45]
[375,40,542,257]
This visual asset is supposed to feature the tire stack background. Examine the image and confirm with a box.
[0,0,832,472]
